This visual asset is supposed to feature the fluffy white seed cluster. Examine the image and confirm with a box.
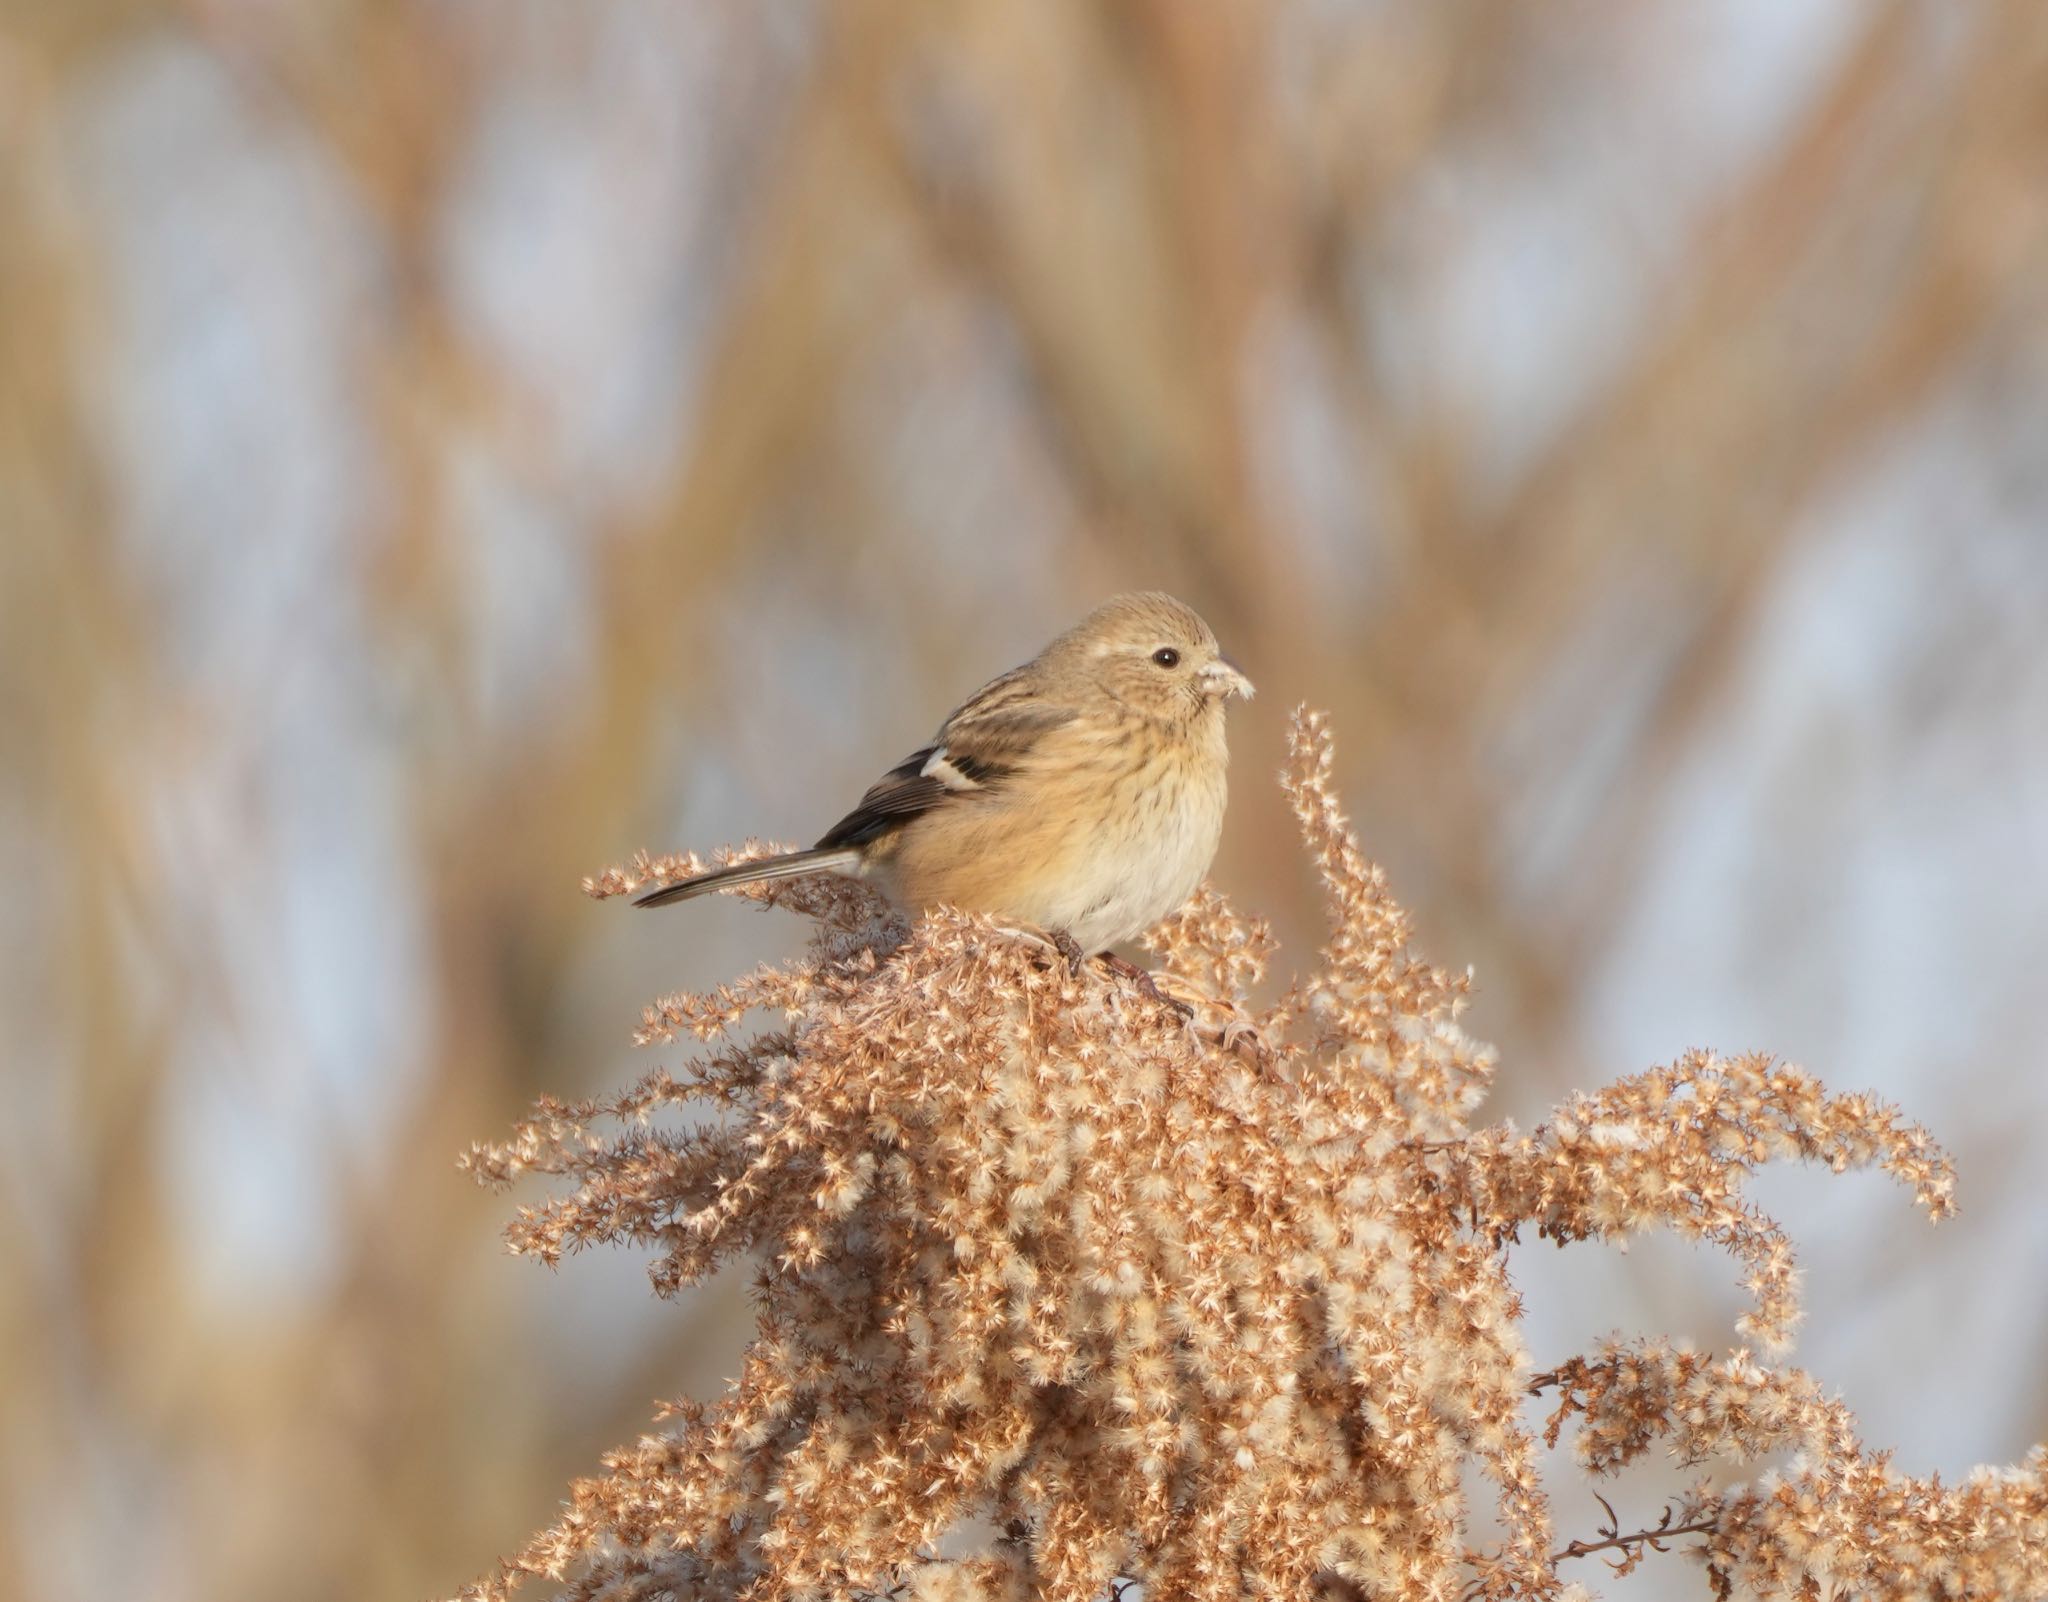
[461,710,2036,1602]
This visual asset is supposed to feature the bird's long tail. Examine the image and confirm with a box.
[632,847,863,909]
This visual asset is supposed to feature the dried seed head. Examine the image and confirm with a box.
[460,710,2030,1602]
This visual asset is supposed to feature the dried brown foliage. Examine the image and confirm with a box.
[460,711,2037,1602]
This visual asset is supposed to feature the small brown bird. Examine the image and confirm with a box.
[636,592,1252,954]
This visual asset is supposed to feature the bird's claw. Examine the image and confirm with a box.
[1049,928,1088,974]
[1096,950,1195,1019]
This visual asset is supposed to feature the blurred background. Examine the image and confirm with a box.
[5,2,2047,1599]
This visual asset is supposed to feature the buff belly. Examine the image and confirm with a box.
[878,750,1226,952]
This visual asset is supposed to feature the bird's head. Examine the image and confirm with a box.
[1057,591,1254,724]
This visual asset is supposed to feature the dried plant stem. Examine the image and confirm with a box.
[457,710,2039,1602]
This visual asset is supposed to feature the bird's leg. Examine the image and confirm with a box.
[1096,951,1194,1018]
[1049,928,1088,974]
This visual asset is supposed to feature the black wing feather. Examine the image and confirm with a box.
[813,693,1077,851]
[816,749,949,850]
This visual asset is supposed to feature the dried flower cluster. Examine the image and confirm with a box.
[459,710,2043,1602]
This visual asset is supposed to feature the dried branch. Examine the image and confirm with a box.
[456,711,2040,1602]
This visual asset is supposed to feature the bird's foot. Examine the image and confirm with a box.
[1048,928,1088,974]
[1212,1011,1275,1069]
[1095,950,1195,1019]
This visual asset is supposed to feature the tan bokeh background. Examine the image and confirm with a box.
[5,4,2046,1599]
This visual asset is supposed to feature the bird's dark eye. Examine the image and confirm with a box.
[1152,647,1181,668]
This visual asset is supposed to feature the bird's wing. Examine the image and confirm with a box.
[814,676,1076,851]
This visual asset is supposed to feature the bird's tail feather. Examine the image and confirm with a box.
[633,848,862,909]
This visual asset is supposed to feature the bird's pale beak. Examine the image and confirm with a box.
[1199,657,1255,701]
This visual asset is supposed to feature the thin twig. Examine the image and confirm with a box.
[1557,1515,1720,1565]
[1555,1494,1720,1575]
